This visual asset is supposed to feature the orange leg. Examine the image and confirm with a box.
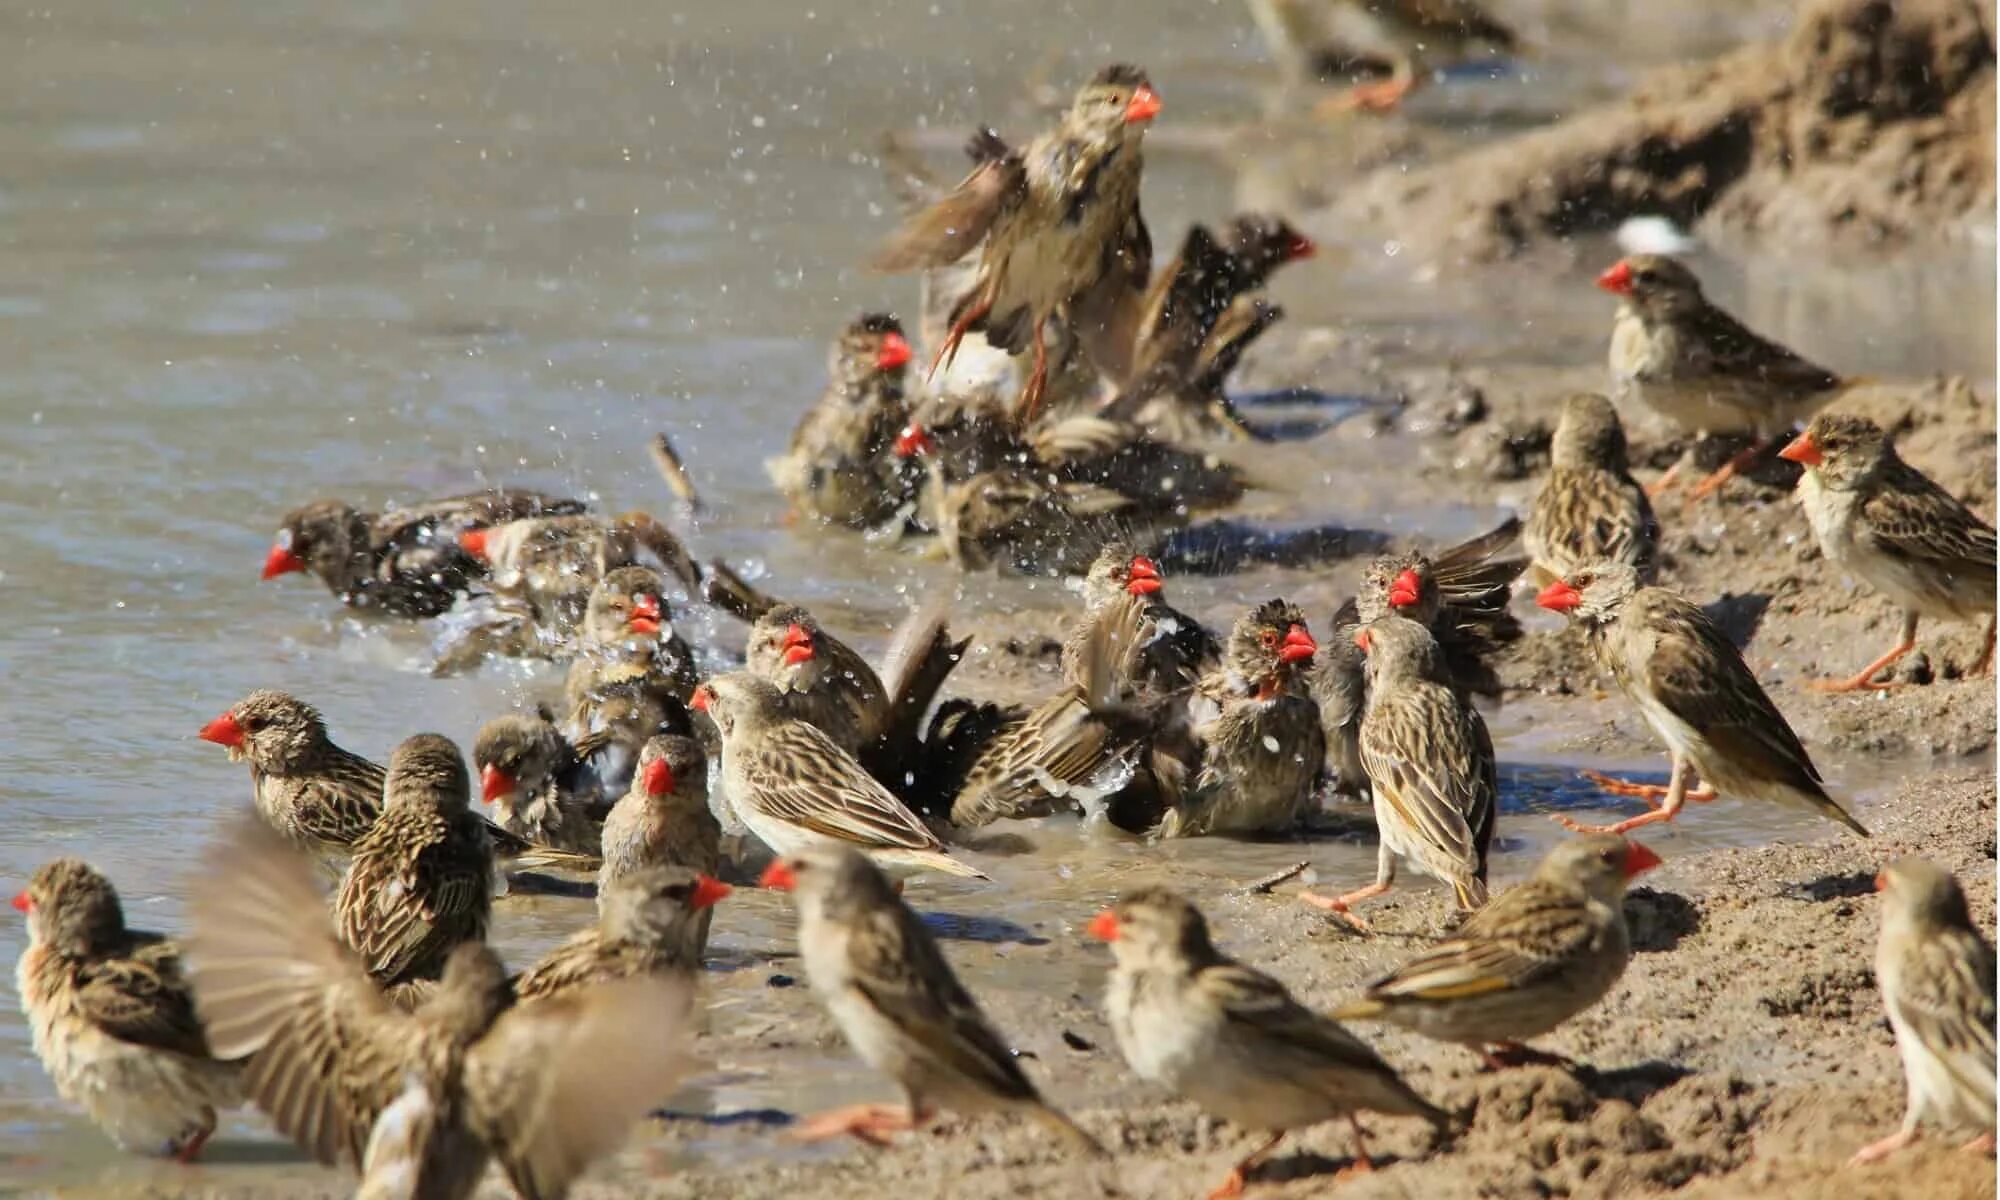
[1580,768,1715,809]
[1811,613,1918,693]
[793,1103,927,1148]
[1015,321,1049,423]
[1206,1131,1284,1200]
[1322,65,1417,114]
[1847,1126,1919,1167]
[174,1122,214,1165]
[930,295,992,381]
[1556,755,1711,835]
[1642,459,1684,499]
[1960,1132,1995,1155]
[1333,1115,1377,1179]
[1300,848,1394,932]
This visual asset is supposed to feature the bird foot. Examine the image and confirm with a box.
[1961,1132,1996,1156]
[1808,673,1901,694]
[1297,889,1375,933]
[1847,1128,1919,1167]
[173,1126,214,1165]
[1550,809,1676,836]
[1328,77,1412,113]
[1578,770,1672,802]
[1205,1169,1249,1200]
[1479,1042,1576,1071]
[792,1103,918,1148]
[1330,1155,1376,1182]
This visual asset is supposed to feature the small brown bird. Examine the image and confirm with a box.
[900,427,1143,576]
[261,488,586,618]
[1062,546,1220,698]
[1849,858,1996,1166]
[744,604,890,757]
[515,865,730,998]
[761,846,1100,1153]
[198,688,384,855]
[1301,616,1495,927]
[1537,562,1868,837]
[461,510,701,635]
[1357,518,1527,701]
[182,819,690,1199]
[1307,598,1371,800]
[1600,254,1845,501]
[471,713,605,856]
[767,313,922,529]
[599,734,718,888]
[694,673,986,880]
[562,565,701,750]
[334,734,494,987]
[1525,393,1660,585]
[1335,835,1662,1066]
[13,859,242,1160]
[1092,888,1449,1196]
[1781,413,1997,690]
[874,64,1160,421]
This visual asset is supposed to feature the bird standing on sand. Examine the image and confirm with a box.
[1091,887,1449,1197]
[874,65,1161,421]
[1599,254,1845,502]
[1849,857,1996,1166]
[1335,834,1661,1067]
[13,859,242,1161]
[199,688,384,855]
[1536,562,1868,837]
[1780,412,1997,690]
[1525,393,1660,584]
[1301,616,1495,927]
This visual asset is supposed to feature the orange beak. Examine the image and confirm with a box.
[1622,841,1663,879]
[1873,870,1889,893]
[1124,84,1162,124]
[479,764,514,806]
[629,594,662,637]
[261,544,305,581]
[690,874,734,910]
[1777,431,1823,467]
[642,758,674,797]
[1387,568,1421,610]
[1596,260,1634,295]
[11,890,31,913]
[893,423,934,459]
[1085,909,1121,941]
[459,528,490,560]
[781,623,815,666]
[759,860,797,892]
[689,684,713,713]
[1285,233,1316,261]
[198,711,245,748]
[1536,580,1584,613]
[1127,556,1163,597]
[1278,624,1317,665]
[875,331,913,372]
[1353,628,1372,654]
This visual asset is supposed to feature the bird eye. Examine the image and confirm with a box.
[1574,573,1594,588]
[1259,629,1279,649]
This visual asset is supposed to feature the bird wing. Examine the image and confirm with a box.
[870,154,1027,272]
[467,976,694,1200]
[1688,303,1842,394]
[510,929,607,1002]
[1201,961,1398,1075]
[1637,593,1824,789]
[74,937,216,1060]
[1889,926,1998,1110]
[1859,462,1999,575]
[1366,881,1597,1000]
[1361,688,1487,873]
[339,817,490,984]
[745,722,947,851]
[182,819,409,1169]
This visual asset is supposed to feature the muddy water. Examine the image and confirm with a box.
[0,0,1992,1188]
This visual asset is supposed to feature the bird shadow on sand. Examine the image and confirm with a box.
[1252,1149,1408,1190]
[1702,591,1774,651]
[1782,869,1879,903]
[919,909,1049,946]
[1623,887,1702,953]
[1574,1059,1697,1105]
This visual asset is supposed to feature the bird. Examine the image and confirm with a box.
[197,688,385,855]
[693,672,986,880]
[334,734,495,987]
[1525,393,1661,585]
[760,845,1100,1153]
[1599,254,1845,503]
[743,603,890,758]
[515,865,730,997]
[1356,517,1527,701]
[181,818,690,1199]
[1090,887,1450,1197]
[13,859,242,1160]
[561,565,700,762]
[1061,544,1220,699]
[1848,857,1996,1166]
[1300,616,1495,928]
[1334,834,1662,1067]
[470,713,606,857]
[1245,0,1517,111]
[767,313,922,530]
[874,64,1161,421]
[1536,562,1868,837]
[260,488,585,618]
[461,510,701,636]
[1780,412,1997,690]
[597,734,721,958]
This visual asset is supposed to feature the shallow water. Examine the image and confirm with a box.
[0,0,1992,1188]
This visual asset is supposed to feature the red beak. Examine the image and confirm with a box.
[1596,260,1634,295]
[1777,431,1823,467]
[1124,84,1162,124]
[1387,568,1421,611]
[480,764,514,806]
[1353,628,1372,653]
[198,711,245,748]
[893,423,934,458]
[1278,624,1317,664]
[642,758,674,797]
[1622,841,1663,879]
[690,684,713,713]
[690,874,734,910]
[459,528,490,560]
[1873,870,1889,893]
[1285,233,1316,261]
[759,860,797,892]
[261,544,305,581]
[875,331,913,372]
[1085,909,1120,941]
[1536,580,1584,613]
[10,891,31,914]
[629,594,662,636]
[1127,556,1163,596]
[781,623,815,666]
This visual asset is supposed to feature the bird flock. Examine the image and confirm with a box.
[13,43,1998,1200]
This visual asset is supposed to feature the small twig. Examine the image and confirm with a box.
[1239,860,1311,895]
[647,433,702,515]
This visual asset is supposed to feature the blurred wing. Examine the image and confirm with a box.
[468,977,695,1200]
[871,156,1026,272]
[745,723,946,851]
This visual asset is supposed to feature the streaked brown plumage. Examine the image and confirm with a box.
[334,734,494,987]
[598,735,720,959]
[1061,544,1220,699]
[1536,562,1868,837]
[562,565,700,757]
[261,489,585,618]
[471,714,604,856]
[182,819,690,1199]
[1525,393,1660,584]
[198,689,383,855]
[13,859,241,1160]
[1030,413,1250,515]
[1357,517,1526,700]
[1849,858,1997,1165]
[762,846,1100,1153]
[463,510,701,636]
[767,313,922,529]
[516,865,729,998]
[744,604,890,757]
[900,429,1145,576]
[1783,413,1997,690]
[1335,835,1661,1066]
[1307,597,1370,800]
[1302,616,1494,926]
[1093,887,1448,1196]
